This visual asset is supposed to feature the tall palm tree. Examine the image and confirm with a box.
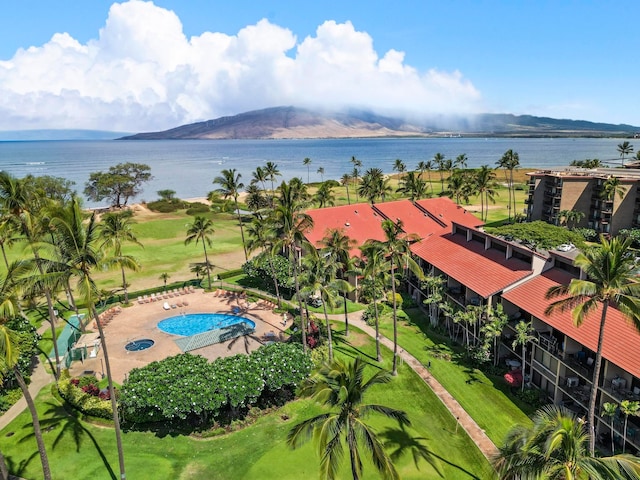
[497,150,520,222]
[619,400,640,453]
[315,182,335,208]
[418,160,434,193]
[159,272,170,291]
[272,181,314,352]
[351,156,362,202]
[264,161,281,194]
[433,153,446,194]
[617,141,634,167]
[601,402,619,454]
[185,216,215,289]
[0,172,62,376]
[396,171,428,201]
[445,170,471,205]
[454,153,468,170]
[320,228,356,335]
[245,215,282,307]
[288,356,412,480]
[371,219,423,376]
[303,157,312,184]
[50,203,127,479]
[100,211,142,304]
[474,165,499,221]
[0,262,52,480]
[494,405,640,479]
[340,173,352,205]
[545,235,640,455]
[511,321,536,392]
[214,168,247,262]
[251,165,268,193]
[317,167,325,182]
[301,252,351,362]
[360,241,390,362]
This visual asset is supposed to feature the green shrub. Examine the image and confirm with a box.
[0,388,23,413]
[57,371,113,419]
[574,227,598,242]
[185,202,210,215]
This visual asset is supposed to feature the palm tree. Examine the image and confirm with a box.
[418,160,434,193]
[317,167,325,182]
[511,321,536,392]
[340,173,352,205]
[601,176,626,215]
[454,153,468,170]
[360,241,390,362]
[251,166,268,193]
[264,161,281,194]
[320,228,357,335]
[396,171,428,201]
[433,153,446,194]
[315,181,335,208]
[496,150,520,222]
[214,168,247,262]
[185,216,215,289]
[617,141,634,167]
[159,272,170,291]
[272,181,314,352]
[474,165,499,221]
[50,203,127,479]
[601,402,619,454]
[301,252,350,362]
[370,219,423,375]
[100,211,142,304]
[545,235,640,455]
[351,156,362,202]
[619,400,640,453]
[494,405,640,479]
[445,170,471,205]
[393,158,406,180]
[303,157,312,184]
[245,215,282,307]
[0,262,52,480]
[288,356,411,480]
[0,172,62,376]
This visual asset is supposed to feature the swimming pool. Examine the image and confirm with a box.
[157,313,256,336]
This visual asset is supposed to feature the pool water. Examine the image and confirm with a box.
[125,339,155,352]
[158,313,256,336]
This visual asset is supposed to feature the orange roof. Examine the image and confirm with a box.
[411,233,533,298]
[305,203,386,256]
[373,200,447,239]
[502,269,640,378]
[415,198,484,229]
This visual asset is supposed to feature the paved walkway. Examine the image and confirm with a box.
[332,312,499,461]
[0,324,56,431]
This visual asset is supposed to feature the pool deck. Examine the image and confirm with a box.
[68,289,290,383]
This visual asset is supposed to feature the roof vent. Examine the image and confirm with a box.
[345,222,350,227]
[354,210,358,214]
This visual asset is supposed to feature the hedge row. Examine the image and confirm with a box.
[57,371,113,419]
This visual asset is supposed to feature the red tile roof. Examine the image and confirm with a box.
[415,198,484,229]
[373,200,446,239]
[411,233,534,298]
[502,269,640,378]
[305,203,386,256]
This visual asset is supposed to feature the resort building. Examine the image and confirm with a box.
[525,167,640,235]
[307,197,640,452]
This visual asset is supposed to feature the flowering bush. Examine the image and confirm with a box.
[120,343,312,426]
[57,371,112,419]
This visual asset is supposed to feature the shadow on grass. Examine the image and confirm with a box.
[379,425,480,479]
[332,329,379,363]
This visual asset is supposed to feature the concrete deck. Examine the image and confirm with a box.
[68,289,289,383]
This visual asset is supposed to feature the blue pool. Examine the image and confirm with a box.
[157,313,256,336]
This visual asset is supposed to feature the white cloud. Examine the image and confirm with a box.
[0,0,483,131]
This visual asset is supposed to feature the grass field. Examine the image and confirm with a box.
[0,325,493,480]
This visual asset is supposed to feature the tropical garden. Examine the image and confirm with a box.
[0,146,639,479]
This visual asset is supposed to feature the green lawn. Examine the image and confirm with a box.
[0,325,493,480]
[376,307,533,445]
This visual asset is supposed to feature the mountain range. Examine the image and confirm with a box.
[120,106,640,140]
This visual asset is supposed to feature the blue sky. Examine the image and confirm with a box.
[1,0,638,131]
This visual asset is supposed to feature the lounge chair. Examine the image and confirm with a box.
[163,302,171,310]
[182,300,189,306]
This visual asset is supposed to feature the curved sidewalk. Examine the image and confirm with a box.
[342,313,499,461]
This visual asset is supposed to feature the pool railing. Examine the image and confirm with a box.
[174,322,255,352]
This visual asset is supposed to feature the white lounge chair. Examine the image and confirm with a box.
[163,302,171,310]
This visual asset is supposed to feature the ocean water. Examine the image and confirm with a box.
[0,137,628,207]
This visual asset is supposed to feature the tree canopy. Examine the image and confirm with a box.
[84,162,153,207]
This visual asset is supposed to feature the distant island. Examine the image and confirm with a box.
[119,106,640,140]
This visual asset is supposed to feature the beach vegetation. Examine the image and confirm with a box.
[84,162,153,208]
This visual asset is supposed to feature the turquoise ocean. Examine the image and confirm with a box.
[0,137,629,207]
